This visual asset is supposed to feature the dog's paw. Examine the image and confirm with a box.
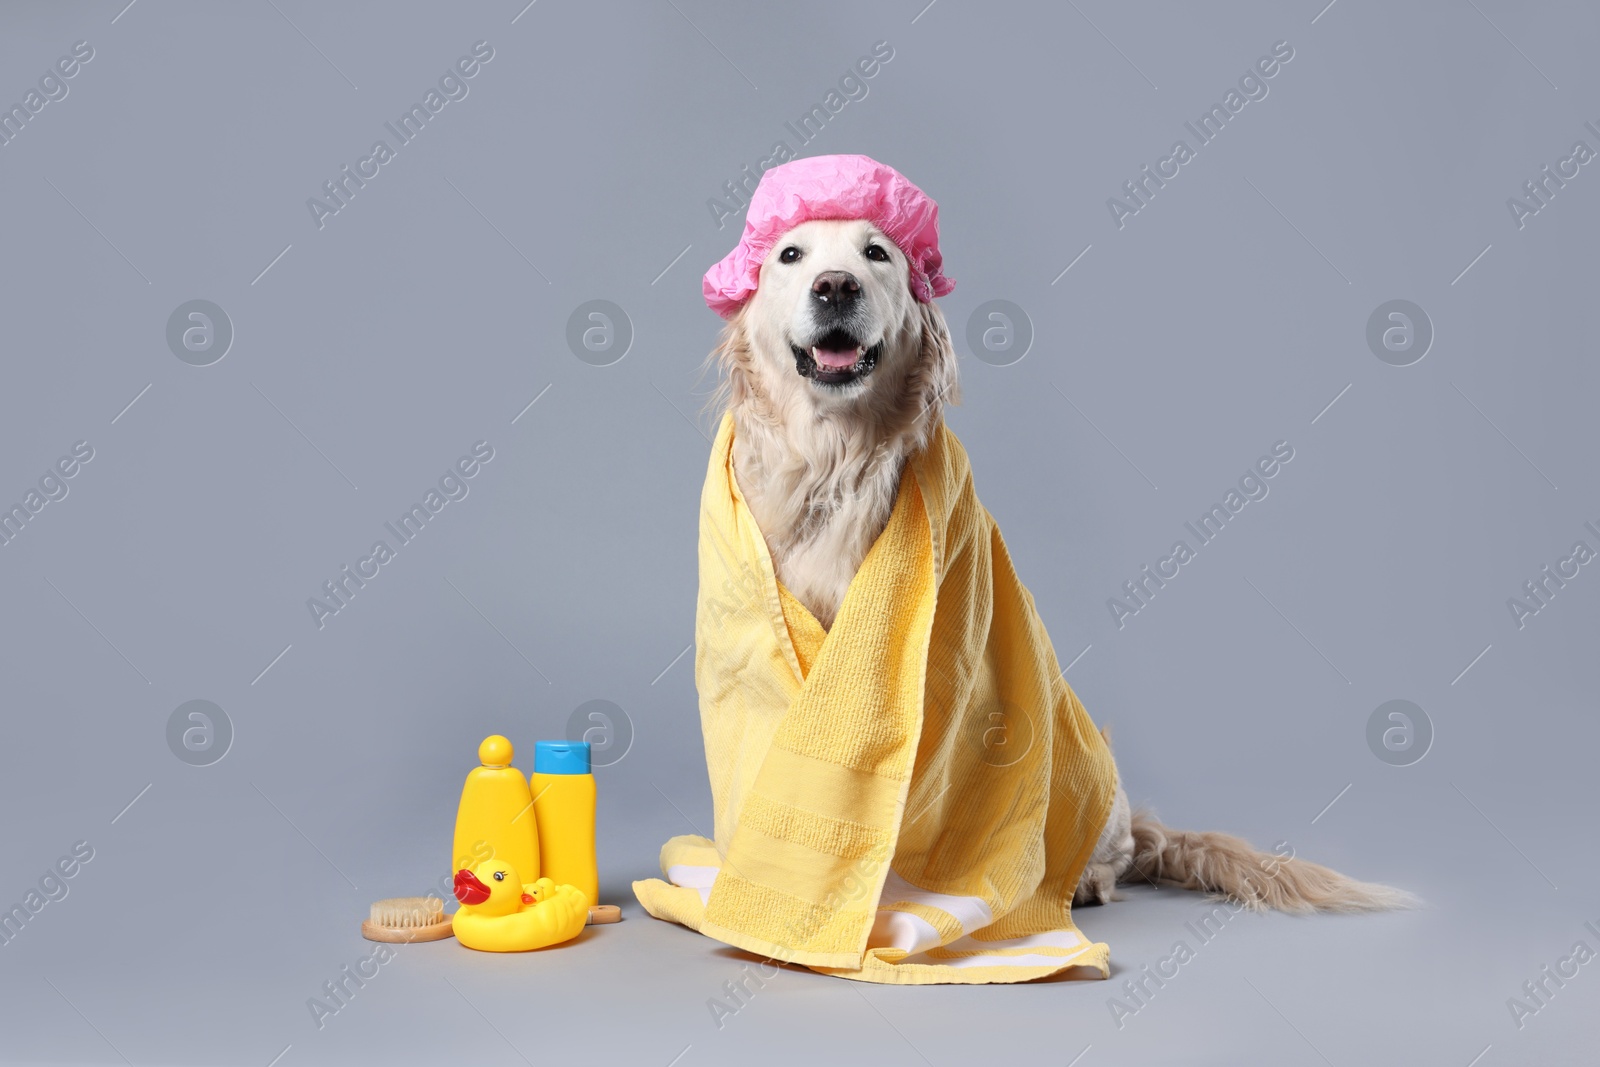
[1073,863,1121,907]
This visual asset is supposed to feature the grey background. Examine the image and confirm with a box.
[1,1,1595,1064]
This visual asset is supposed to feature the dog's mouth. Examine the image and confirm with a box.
[790,329,881,387]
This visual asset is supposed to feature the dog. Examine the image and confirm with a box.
[707,215,1414,914]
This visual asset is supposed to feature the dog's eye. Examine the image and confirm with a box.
[779,246,802,264]
[864,244,890,262]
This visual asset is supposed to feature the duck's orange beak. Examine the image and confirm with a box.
[454,869,490,905]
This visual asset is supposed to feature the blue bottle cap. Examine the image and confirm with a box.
[534,740,591,775]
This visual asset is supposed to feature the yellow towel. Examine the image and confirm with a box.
[633,413,1117,985]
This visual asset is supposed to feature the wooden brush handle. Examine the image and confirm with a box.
[361,917,454,943]
[587,904,621,924]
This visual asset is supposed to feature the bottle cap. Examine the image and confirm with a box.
[478,735,513,768]
[534,740,590,775]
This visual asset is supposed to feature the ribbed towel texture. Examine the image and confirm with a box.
[633,413,1117,984]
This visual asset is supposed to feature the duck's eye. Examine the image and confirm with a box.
[864,244,890,263]
[492,871,505,881]
[779,246,802,264]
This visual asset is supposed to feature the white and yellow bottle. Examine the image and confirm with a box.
[530,741,598,908]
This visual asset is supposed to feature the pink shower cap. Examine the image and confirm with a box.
[703,154,955,319]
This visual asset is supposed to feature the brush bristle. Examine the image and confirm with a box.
[369,896,445,928]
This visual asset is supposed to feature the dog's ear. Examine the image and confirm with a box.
[913,301,961,421]
[701,305,762,422]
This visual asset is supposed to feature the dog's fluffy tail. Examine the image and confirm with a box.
[1125,810,1420,914]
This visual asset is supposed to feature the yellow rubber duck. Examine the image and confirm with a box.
[451,859,588,952]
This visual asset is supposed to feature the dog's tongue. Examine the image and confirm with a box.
[813,347,859,370]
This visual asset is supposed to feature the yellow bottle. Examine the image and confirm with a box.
[453,735,539,885]
[530,741,598,907]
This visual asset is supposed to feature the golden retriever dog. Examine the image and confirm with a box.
[706,216,1415,913]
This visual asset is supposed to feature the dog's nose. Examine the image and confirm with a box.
[810,271,861,307]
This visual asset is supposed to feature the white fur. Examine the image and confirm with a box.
[709,219,956,630]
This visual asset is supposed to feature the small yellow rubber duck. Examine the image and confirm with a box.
[451,859,589,952]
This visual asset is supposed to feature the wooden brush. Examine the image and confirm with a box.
[587,904,621,924]
[361,896,454,943]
